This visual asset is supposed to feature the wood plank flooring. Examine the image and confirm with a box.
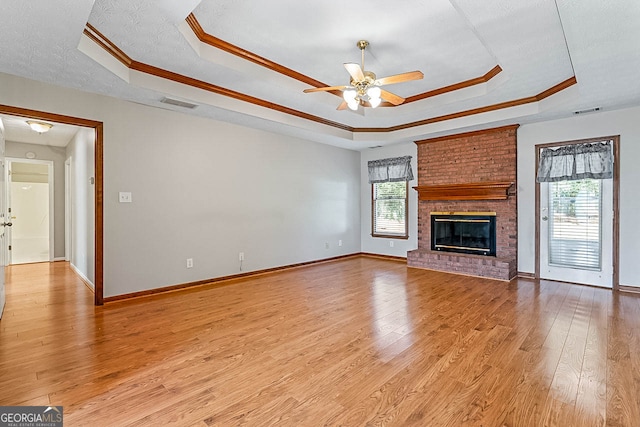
[1,258,640,426]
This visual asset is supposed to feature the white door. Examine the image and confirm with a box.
[540,178,613,288]
[0,119,6,318]
[6,160,52,264]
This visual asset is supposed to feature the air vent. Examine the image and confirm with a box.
[573,107,600,115]
[160,97,198,109]
[369,145,383,149]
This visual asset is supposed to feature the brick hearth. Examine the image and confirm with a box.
[407,125,518,280]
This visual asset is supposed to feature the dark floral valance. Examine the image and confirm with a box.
[368,156,414,184]
[536,141,613,183]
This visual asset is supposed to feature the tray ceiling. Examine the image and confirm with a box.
[1,0,639,150]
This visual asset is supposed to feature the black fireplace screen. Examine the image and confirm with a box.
[431,214,496,256]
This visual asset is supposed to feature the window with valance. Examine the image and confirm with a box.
[368,156,413,239]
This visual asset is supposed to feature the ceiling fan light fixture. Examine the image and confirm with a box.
[343,88,357,102]
[26,120,53,133]
[304,39,422,111]
[367,86,382,108]
[367,86,381,99]
[347,99,359,110]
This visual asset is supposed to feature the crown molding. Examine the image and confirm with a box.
[356,78,575,133]
[185,14,330,90]
[186,14,504,104]
[85,23,132,67]
[405,65,503,104]
[83,25,353,132]
[83,23,577,135]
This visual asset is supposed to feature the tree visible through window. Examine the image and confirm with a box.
[372,181,408,238]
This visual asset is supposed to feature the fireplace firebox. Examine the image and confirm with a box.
[431,212,496,256]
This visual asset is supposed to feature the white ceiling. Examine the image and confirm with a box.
[1,115,79,148]
[1,0,639,150]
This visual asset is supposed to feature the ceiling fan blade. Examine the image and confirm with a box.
[344,63,364,82]
[380,89,405,105]
[303,85,347,93]
[376,70,424,86]
[337,101,348,110]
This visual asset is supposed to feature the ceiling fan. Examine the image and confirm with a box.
[304,40,423,111]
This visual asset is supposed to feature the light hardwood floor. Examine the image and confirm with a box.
[1,258,639,426]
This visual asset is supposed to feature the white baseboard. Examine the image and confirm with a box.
[70,263,95,290]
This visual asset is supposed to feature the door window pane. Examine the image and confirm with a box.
[549,179,601,270]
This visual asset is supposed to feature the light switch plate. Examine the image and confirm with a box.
[119,192,132,203]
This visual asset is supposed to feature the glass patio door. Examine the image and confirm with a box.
[539,178,613,288]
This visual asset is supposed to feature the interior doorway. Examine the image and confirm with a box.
[6,159,54,264]
[0,105,103,305]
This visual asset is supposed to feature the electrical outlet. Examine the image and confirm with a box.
[119,192,132,203]
[325,242,329,249]
[239,252,244,261]
[389,241,394,248]
[186,258,193,268]
[338,240,343,247]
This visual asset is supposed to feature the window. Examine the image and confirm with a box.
[372,181,408,238]
[368,155,413,239]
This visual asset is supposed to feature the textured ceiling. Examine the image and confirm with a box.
[0,0,639,150]
[2,115,79,148]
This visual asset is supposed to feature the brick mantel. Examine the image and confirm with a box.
[408,125,518,280]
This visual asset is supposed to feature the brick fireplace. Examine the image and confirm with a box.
[407,125,518,280]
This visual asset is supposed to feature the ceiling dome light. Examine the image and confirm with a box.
[26,121,53,133]
[369,97,381,108]
[347,99,359,111]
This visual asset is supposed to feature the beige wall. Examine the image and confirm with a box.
[66,128,95,286]
[0,72,361,298]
